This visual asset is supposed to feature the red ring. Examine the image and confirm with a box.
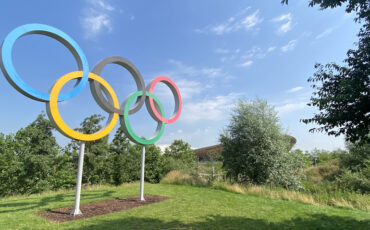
[147,76,182,124]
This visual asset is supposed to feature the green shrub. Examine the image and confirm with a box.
[220,99,302,189]
[164,140,196,173]
[335,163,370,194]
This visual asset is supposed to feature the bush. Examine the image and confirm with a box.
[304,159,342,186]
[142,144,168,183]
[335,160,370,194]
[164,140,196,173]
[220,99,302,189]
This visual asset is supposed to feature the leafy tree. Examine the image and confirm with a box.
[164,139,196,172]
[0,133,22,196]
[220,99,293,186]
[143,144,167,183]
[66,114,111,185]
[290,149,313,168]
[282,0,370,143]
[14,112,60,157]
[12,113,61,194]
[110,127,140,185]
[341,140,370,171]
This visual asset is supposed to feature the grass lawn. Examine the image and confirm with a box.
[0,183,369,230]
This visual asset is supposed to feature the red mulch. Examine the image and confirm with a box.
[37,195,169,223]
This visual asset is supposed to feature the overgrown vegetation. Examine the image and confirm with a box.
[161,171,370,211]
[0,113,195,196]
[163,98,369,211]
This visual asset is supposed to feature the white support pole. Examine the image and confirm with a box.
[139,145,146,201]
[71,141,85,215]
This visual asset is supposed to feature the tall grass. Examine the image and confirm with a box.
[161,170,370,211]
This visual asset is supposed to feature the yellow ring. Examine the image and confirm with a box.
[47,71,119,141]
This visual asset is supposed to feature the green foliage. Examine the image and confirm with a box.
[285,0,370,143]
[304,159,342,187]
[290,149,313,167]
[335,166,370,194]
[268,152,305,189]
[14,113,60,157]
[142,144,168,183]
[0,112,188,196]
[341,140,370,171]
[164,139,196,173]
[110,127,140,185]
[66,114,112,185]
[220,99,302,189]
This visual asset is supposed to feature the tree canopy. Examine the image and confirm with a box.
[283,0,370,143]
[220,99,303,188]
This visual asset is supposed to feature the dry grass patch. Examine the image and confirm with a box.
[162,170,370,211]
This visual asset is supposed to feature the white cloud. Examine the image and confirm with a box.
[267,46,276,52]
[214,48,230,54]
[272,13,293,34]
[81,0,115,39]
[176,79,203,99]
[181,93,241,123]
[276,102,307,115]
[240,60,253,67]
[244,47,266,59]
[201,68,223,78]
[315,28,334,39]
[152,60,233,100]
[242,10,263,29]
[88,0,114,11]
[281,40,298,52]
[165,60,230,80]
[197,8,263,35]
[287,86,304,93]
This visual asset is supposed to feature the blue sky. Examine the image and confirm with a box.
[0,0,360,151]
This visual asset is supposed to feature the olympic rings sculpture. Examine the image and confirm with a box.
[0,24,182,145]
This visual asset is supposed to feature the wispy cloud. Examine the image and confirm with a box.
[214,48,230,54]
[181,93,241,123]
[281,40,298,52]
[196,8,263,35]
[218,46,276,65]
[244,47,267,59]
[272,13,293,34]
[267,46,276,52]
[81,0,115,39]
[286,86,304,93]
[240,60,253,68]
[152,60,233,100]
[242,10,263,30]
[315,27,334,39]
[88,0,114,11]
[275,102,307,115]
[165,60,230,80]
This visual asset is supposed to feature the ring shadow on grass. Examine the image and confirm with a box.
[66,214,370,230]
[0,190,115,214]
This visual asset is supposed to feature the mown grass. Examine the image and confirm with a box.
[162,170,370,211]
[0,182,369,230]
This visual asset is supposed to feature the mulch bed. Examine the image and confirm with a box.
[38,195,169,223]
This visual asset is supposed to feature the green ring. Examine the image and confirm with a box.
[121,91,165,145]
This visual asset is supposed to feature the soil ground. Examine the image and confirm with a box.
[38,194,169,223]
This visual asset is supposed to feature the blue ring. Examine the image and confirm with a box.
[0,24,89,102]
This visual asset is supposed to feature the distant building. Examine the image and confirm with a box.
[194,144,223,161]
[193,135,296,161]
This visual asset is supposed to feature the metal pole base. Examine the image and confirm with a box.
[70,209,82,216]
[139,145,145,201]
[71,141,85,216]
